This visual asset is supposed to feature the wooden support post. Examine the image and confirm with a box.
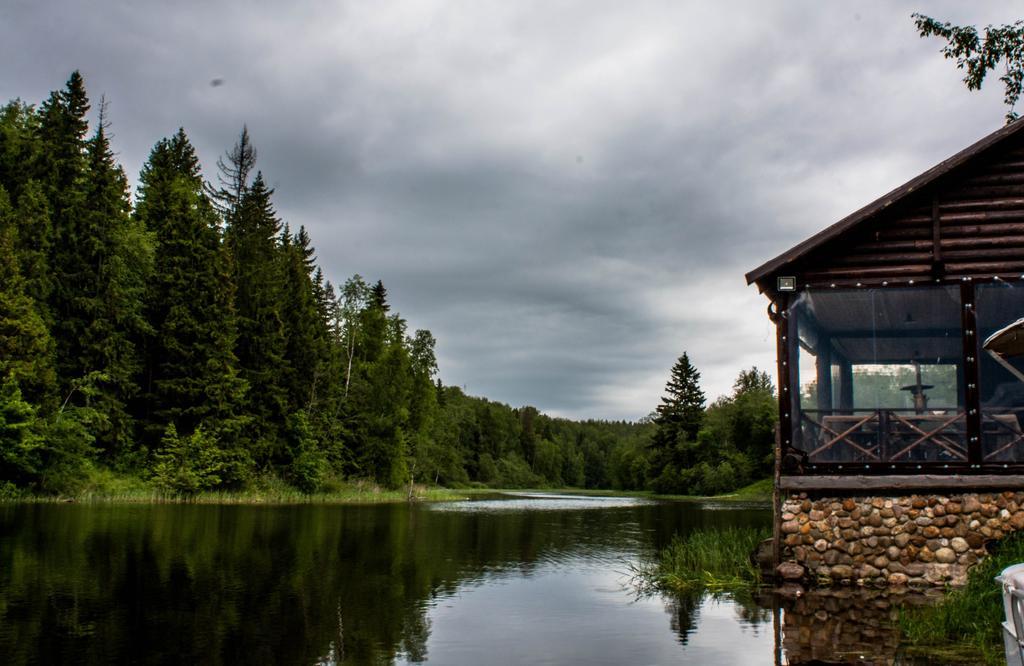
[772,422,782,571]
[816,338,833,412]
[839,358,854,414]
[961,282,982,464]
[776,295,795,455]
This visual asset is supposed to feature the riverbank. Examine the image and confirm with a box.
[2,470,468,504]
[1,471,773,505]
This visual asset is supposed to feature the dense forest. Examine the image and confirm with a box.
[0,73,776,497]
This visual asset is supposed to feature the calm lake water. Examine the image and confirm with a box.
[0,495,938,665]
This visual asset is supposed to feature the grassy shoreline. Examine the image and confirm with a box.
[1,474,773,505]
[898,530,1024,665]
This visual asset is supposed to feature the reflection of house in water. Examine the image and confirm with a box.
[774,588,940,665]
[748,119,1024,591]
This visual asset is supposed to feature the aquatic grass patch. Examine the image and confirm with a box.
[634,526,770,594]
[899,530,1024,665]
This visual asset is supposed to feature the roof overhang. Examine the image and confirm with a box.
[746,118,1024,292]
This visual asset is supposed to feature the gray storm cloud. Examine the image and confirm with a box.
[2,0,1019,418]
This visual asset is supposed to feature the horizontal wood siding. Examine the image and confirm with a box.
[788,137,1024,286]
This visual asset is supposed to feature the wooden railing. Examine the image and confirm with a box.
[982,410,1024,462]
[799,409,968,464]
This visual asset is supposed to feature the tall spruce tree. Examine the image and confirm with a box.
[135,129,248,476]
[345,281,414,486]
[70,105,153,458]
[35,72,89,209]
[35,73,89,389]
[280,226,330,415]
[310,270,349,466]
[226,171,288,461]
[654,353,705,443]
[650,352,706,483]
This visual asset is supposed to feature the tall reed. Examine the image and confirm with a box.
[637,526,769,593]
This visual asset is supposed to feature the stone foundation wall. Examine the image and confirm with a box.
[779,490,1024,587]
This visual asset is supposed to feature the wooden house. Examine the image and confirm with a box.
[747,120,1024,492]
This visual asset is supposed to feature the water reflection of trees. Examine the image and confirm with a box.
[0,501,769,665]
[663,591,703,645]
[662,588,771,647]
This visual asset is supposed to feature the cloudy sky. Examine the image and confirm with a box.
[2,1,1019,420]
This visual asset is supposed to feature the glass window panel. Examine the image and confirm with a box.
[790,286,965,465]
[977,283,1024,462]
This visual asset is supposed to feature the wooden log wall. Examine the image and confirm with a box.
[793,139,1024,285]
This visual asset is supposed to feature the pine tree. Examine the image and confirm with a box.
[207,125,257,219]
[35,73,90,392]
[653,353,705,444]
[359,280,391,365]
[35,72,89,207]
[370,280,389,312]
[226,171,288,459]
[309,272,350,468]
[358,333,412,488]
[135,129,248,476]
[69,103,153,459]
[649,352,706,491]
[280,226,329,413]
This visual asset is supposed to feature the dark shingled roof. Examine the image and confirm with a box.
[745,118,1024,288]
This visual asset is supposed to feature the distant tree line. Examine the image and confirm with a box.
[0,72,775,497]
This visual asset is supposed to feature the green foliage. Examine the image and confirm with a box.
[495,453,541,488]
[152,424,226,497]
[900,530,1024,665]
[286,412,327,494]
[0,376,43,484]
[10,180,53,316]
[914,14,1024,123]
[636,526,769,593]
[39,406,99,495]
[477,452,499,484]
[0,189,57,409]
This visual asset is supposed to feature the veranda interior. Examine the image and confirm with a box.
[748,120,1024,488]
